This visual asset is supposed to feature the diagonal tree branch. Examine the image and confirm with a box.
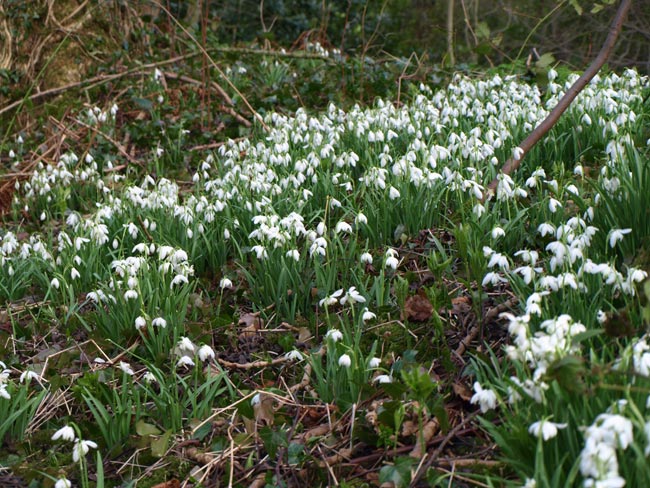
[485,0,633,198]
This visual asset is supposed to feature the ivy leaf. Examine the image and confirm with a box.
[259,426,288,458]
[379,456,415,488]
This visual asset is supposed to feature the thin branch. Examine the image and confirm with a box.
[485,0,633,197]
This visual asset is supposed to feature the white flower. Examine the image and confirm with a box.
[135,316,147,330]
[72,439,97,462]
[338,354,352,368]
[537,223,555,237]
[362,308,377,322]
[368,357,381,368]
[528,419,567,441]
[335,221,352,234]
[325,329,343,342]
[51,277,60,289]
[374,374,393,384]
[340,286,366,305]
[389,186,401,200]
[548,198,562,213]
[55,478,72,488]
[52,425,76,442]
[512,146,524,161]
[470,382,498,413]
[0,385,9,399]
[251,245,268,260]
[356,212,368,225]
[177,356,195,368]
[171,274,189,287]
[177,337,195,353]
[491,227,505,239]
[220,277,233,289]
[124,289,138,300]
[360,252,373,264]
[608,228,632,248]
[285,350,304,361]
[19,370,40,383]
[198,344,215,362]
[70,268,80,280]
[152,317,167,328]
[119,361,135,375]
[385,254,399,270]
[251,393,261,405]
[319,289,343,308]
[286,249,300,261]
[143,371,157,383]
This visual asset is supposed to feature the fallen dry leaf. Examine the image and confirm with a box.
[403,294,433,322]
[410,418,440,458]
[151,480,180,488]
[253,393,275,425]
[452,381,474,402]
[238,312,264,339]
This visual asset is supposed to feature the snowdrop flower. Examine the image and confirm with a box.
[537,223,555,237]
[19,370,40,383]
[548,198,562,213]
[607,228,632,248]
[528,419,567,441]
[325,329,343,342]
[52,425,76,442]
[119,362,135,375]
[177,356,195,368]
[286,249,300,261]
[355,212,368,225]
[335,221,352,234]
[171,274,189,288]
[340,286,366,305]
[491,227,505,239]
[51,277,60,289]
[389,186,401,200]
[482,271,508,287]
[70,268,80,280]
[368,357,381,368]
[360,252,373,264]
[220,277,233,289]
[177,337,195,353]
[0,385,9,399]
[124,289,138,300]
[470,382,497,413]
[512,146,524,161]
[319,289,343,307]
[251,245,268,260]
[285,350,304,361]
[152,317,167,328]
[55,478,72,488]
[473,203,485,218]
[385,253,399,270]
[135,316,146,330]
[72,439,98,463]
[338,354,352,368]
[143,371,157,383]
[374,374,393,384]
[362,308,377,322]
[198,344,215,362]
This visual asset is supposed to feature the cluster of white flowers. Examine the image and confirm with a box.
[579,402,635,488]
[174,337,215,368]
[51,424,98,463]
